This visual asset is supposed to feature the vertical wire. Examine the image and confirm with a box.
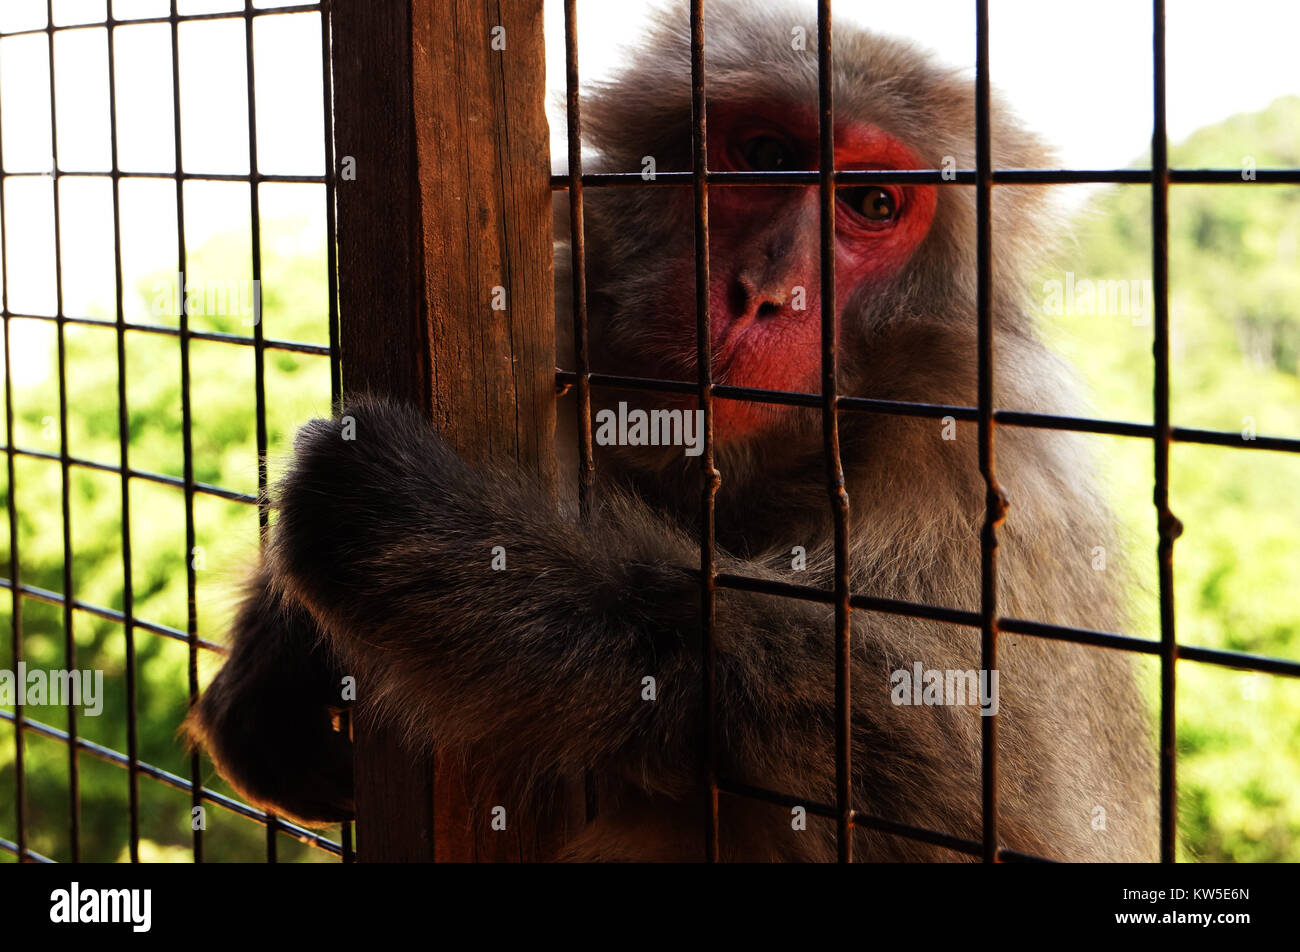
[0,33,27,861]
[974,0,1004,864]
[104,7,142,863]
[317,0,351,862]
[169,0,203,863]
[562,0,599,825]
[319,0,340,410]
[563,0,593,521]
[46,0,81,862]
[243,5,268,608]
[242,0,279,865]
[688,0,720,862]
[1150,0,1180,864]
[816,0,854,863]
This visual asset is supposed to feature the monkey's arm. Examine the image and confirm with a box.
[184,565,355,823]
[269,399,859,801]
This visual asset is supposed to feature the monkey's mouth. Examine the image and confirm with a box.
[710,304,821,396]
[654,306,820,442]
[611,287,822,441]
[713,302,780,366]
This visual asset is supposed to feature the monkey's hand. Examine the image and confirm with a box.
[268,398,889,806]
[184,564,355,825]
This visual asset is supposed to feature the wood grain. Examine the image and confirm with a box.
[331,0,566,861]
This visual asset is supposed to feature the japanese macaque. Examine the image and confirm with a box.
[187,0,1156,861]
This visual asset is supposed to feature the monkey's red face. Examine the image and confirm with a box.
[661,105,937,442]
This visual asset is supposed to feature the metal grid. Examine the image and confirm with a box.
[555,0,1300,863]
[0,0,346,863]
[2,0,1298,868]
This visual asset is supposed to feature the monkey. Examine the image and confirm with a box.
[186,0,1157,861]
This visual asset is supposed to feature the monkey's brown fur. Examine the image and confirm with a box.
[188,1,1156,861]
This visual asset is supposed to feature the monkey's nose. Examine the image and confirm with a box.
[730,275,786,324]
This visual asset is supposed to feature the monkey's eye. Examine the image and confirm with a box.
[844,186,898,223]
[739,135,795,172]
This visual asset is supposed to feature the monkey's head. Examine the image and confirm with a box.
[572,0,1058,462]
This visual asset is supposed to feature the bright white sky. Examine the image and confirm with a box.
[1,0,1297,385]
[545,0,1300,170]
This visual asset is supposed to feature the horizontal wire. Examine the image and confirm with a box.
[550,167,1300,189]
[1,444,259,504]
[712,572,1300,678]
[0,2,324,40]
[555,370,1300,454]
[716,779,1053,862]
[1,310,331,357]
[0,169,326,184]
[0,577,226,654]
[0,837,54,863]
[0,710,341,856]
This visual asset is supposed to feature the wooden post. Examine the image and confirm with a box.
[330,0,566,861]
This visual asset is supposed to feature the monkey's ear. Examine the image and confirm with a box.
[184,572,355,825]
[184,684,355,826]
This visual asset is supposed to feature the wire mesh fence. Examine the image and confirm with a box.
[2,0,1299,865]
[0,0,345,864]
[552,0,1300,863]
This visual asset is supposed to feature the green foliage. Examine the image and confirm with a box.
[1036,95,1300,861]
[0,208,336,863]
